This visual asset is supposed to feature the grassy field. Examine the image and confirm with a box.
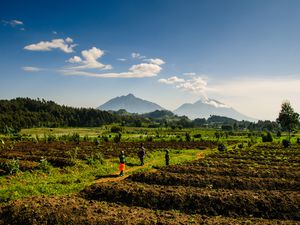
[0,148,206,204]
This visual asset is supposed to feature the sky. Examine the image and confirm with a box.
[1,0,300,120]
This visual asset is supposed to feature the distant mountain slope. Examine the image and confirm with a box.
[174,98,255,121]
[98,94,164,114]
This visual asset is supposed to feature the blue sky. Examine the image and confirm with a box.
[1,0,300,120]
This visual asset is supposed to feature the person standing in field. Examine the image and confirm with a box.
[165,149,170,166]
[138,143,146,166]
[119,151,126,176]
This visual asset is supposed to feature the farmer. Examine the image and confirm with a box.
[165,149,170,166]
[119,151,126,176]
[138,143,146,166]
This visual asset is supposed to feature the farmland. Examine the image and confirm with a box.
[0,127,299,224]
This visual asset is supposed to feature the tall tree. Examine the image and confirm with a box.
[276,101,299,140]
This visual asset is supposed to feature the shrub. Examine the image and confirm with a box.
[6,158,20,174]
[185,133,191,142]
[218,143,226,152]
[146,136,153,142]
[276,131,281,137]
[113,133,122,143]
[111,126,122,133]
[102,136,109,142]
[297,138,300,144]
[70,133,80,144]
[193,134,202,139]
[39,157,51,173]
[45,134,57,142]
[238,143,243,149]
[262,132,273,142]
[282,139,290,148]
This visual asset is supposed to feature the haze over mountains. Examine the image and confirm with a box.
[98,94,256,121]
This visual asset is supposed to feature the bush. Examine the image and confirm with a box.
[146,136,153,142]
[111,126,122,133]
[238,143,243,149]
[102,136,109,142]
[113,133,122,143]
[276,131,281,137]
[193,134,202,139]
[70,133,80,144]
[185,133,191,142]
[262,132,273,142]
[218,143,226,152]
[39,157,51,173]
[282,139,290,148]
[6,158,20,174]
[297,138,300,144]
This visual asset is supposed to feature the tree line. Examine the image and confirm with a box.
[0,98,298,134]
[0,98,117,133]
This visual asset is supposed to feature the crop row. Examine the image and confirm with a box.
[82,181,300,220]
[160,164,300,180]
[191,157,300,168]
[211,154,300,163]
[129,170,300,191]
[0,196,295,225]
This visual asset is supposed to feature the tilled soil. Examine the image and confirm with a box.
[129,170,300,191]
[82,180,300,220]
[0,195,297,225]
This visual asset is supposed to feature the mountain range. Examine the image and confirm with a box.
[98,94,256,121]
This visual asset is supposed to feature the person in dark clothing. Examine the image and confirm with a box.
[138,143,146,166]
[119,151,126,176]
[165,150,170,166]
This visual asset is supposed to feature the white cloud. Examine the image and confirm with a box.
[183,72,196,76]
[158,76,185,84]
[52,31,57,35]
[203,98,230,108]
[24,38,77,53]
[22,66,42,72]
[132,52,146,59]
[65,37,73,43]
[176,77,207,93]
[61,62,162,78]
[117,58,127,61]
[67,56,82,63]
[144,58,165,65]
[2,19,23,27]
[67,47,112,70]
[159,76,207,94]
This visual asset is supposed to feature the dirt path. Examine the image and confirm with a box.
[95,151,205,184]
